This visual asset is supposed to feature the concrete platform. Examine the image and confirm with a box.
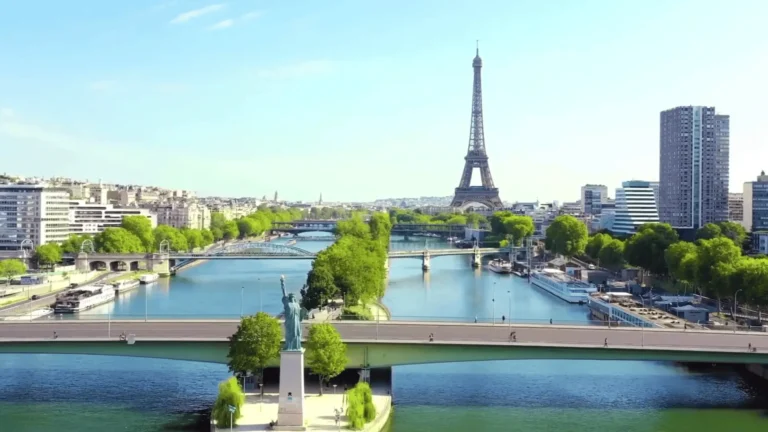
[214,383,391,432]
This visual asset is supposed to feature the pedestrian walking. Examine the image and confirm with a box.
[474,316,478,323]
[748,343,752,352]
[502,315,506,323]
[550,318,553,325]
[53,331,58,340]
[604,338,608,347]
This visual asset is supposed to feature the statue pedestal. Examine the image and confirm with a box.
[276,349,306,431]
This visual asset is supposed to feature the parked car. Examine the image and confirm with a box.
[68,283,78,288]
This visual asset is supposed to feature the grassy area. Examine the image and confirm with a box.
[109,271,153,282]
[342,305,374,320]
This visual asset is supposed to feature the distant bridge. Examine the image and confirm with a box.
[68,242,509,274]
[271,220,475,237]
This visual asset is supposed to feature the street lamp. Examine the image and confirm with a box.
[240,286,244,318]
[734,289,743,320]
[507,290,512,328]
[492,282,496,325]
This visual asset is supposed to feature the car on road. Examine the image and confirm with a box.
[31,295,39,300]
[69,283,78,288]
[588,264,596,270]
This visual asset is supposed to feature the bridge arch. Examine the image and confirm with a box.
[110,261,128,272]
[90,261,107,271]
[129,261,141,271]
[214,242,315,257]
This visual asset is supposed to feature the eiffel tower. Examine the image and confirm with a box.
[450,45,503,209]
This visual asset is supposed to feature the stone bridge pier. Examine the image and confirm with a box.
[471,249,482,268]
[422,251,431,271]
[148,253,170,277]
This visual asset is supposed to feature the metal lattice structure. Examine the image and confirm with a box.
[451,44,503,209]
[209,242,315,257]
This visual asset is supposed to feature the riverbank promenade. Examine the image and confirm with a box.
[214,383,391,431]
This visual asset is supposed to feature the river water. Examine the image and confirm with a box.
[1,237,767,431]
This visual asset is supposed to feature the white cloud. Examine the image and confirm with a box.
[241,11,262,21]
[208,19,234,30]
[0,108,14,118]
[255,60,336,79]
[89,80,117,92]
[170,4,224,24]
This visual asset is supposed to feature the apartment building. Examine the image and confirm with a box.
[743,171,768,232]
[659,106,729,230]
[149,201,211,230]
[612,180,660,235]
[580,184,608,216]
[728,193,744,225]
[68,200,156,234]
[0,184,70,250]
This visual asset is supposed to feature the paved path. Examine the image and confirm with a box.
[2,320,768,353]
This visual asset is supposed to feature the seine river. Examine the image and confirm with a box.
[1,237,767,431]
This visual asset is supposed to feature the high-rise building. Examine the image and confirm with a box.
[659,106,729,230]
[0,184,70,250]
[743,171,768,232]
[728,192,744,225]
[580,184,608,215]
[612,180,659,235]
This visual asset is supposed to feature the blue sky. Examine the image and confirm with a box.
[1,0,766,202]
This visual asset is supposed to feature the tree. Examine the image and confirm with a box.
[598,239,625,271]
[665,241,699,284]
[223,221,239,240]
[544,215,588,258]
[489,211,514,234]
[465,212,485,229]
[585,233,611,260]
[121,215,154,252]
[335,216,370,240]
[60,234,93,254]
[695,237,742,310]
[211,377,245,428]
[227,312,282,385]
[183,228,204,251]
[717,221,747,246]
[730,258,768,311]
[201,229,215,246]
[502,215,535,246]
[696,223,722,241]
[153,225,188,252]
[237,218,259,239]
[301,264,339,310]
[305,323,347,395]
[624,223,679,276]
[368,212,392,244]
[35,243,62,268]
[0,259,27,284]
[94,227,144,253]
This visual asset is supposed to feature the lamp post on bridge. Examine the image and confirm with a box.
[492,282,496,325]
[241,286,244,318]
[507,290,512,328]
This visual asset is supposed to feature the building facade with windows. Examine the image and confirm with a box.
[728,192,744,226]
[743,171,768,232]
[612,181,659,235]
[0,184,70,250]
[150,201,211,230]
[68,201,156,235]
[580,184,608,216]
[659,106,729,230]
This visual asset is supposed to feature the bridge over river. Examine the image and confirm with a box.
[1,320,767,367]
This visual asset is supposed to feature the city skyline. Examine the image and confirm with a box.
[1,1,767,202]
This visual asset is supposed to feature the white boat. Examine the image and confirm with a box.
[139,273,159,284]
[488,259,513,274]
[529,268,597,304]
[4,307,54,321]
[113,279,140,294]
[446,236,458,242]
[54,285,115,313]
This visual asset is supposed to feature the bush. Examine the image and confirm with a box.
[341,305,373,321]
[345,382,375,430]
[212,377,245,428]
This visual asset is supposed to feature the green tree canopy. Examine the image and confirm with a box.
[0,259,27,283]
[94,227,144,253]
[227,312,282,381]
[694,236,742,306]
[368,212,392,245]
[717,221,748,246]
[585,233,611,260]
[598,239,625,271]
[696,223,722,241]
[335,216,371,240]
[300,264,339,310]
[153,225,188,251]
[306,323,347,395]
[544,215,588,258]
[182,228,204,251]
[623,223,679,275]
[465,213,485,229]
[121,215,154,252]
[60,234,93,254]
[211,377,245,428]
[665,241,699,283]
[502,215,535,246]
[222,221,239,240]
[201,229,215,246]
[35,243,62,267]
[729,257,768,309]
[236,217,260,239]
[489,211,514,234]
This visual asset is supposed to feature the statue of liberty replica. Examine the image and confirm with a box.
[280,275,303,350]
[277,275,306,427]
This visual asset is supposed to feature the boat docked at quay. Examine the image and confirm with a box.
[488,259,513,274]
[113,279,140,294]
[529,268,597,304]
[3,307,54,321]
[53,284,116,313]
[139,273,159,284]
